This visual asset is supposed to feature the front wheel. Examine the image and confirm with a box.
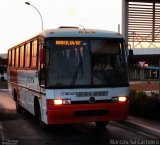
[35,101,48,130]
[95,121,108,129]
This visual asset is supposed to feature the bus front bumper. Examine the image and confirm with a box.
[46,102,128,125]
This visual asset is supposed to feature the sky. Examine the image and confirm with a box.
[0,0,122,54]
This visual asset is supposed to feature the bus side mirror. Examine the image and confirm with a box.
[129,49,133,56]
[40,48,46,64]
[128,49,133,65]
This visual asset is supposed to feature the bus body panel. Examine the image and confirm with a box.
[46,87,128,100]
[47,103,128,124]
[8,68,41,115]
[43,87,128,124]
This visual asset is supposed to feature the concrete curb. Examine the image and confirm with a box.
[119,119,160,138]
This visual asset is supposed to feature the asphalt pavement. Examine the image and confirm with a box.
[120,115,160,138]
[0,89,160,139]
[1,114,160,139]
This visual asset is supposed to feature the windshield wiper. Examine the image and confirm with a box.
[71,47,83,86]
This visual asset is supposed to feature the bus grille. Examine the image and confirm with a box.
[74,110,108,117]
[76,91,108,97]
[71,100,112,104]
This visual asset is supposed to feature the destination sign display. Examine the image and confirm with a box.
[56,40,81,46]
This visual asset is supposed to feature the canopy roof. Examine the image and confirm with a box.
[128,0,160,42]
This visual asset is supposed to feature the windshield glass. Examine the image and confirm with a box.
[45,39,128,88]
[46,40,91,87]
[91,39,128,86]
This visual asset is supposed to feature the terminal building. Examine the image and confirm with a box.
[122,0,160,80]
[129,48,160,80]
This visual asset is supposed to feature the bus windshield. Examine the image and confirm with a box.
[46,39,128,88]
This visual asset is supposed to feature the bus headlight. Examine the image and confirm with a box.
[53,98,71,105]
[112,96,127,102]
[118,96,127,102]
[62,99,71,104]
[54,99,63,105]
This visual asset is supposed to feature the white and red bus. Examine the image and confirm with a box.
[8,27,129,128]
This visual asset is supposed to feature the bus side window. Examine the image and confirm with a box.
[15,47,19,67]
[25,43,31,67]
[11,49,15,67]
[8,51,12,67]
[20,46,25,67]
[31,40,38,67]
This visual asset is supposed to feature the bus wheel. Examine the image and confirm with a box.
[95,121,108,129]
[35,101,48,130]
[16,101,23,114]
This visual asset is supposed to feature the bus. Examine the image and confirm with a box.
[8,27,129,129]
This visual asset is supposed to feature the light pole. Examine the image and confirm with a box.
[25,2,43,30]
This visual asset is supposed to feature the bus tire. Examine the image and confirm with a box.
[14,90,23,114]
[35,99,48,130]
[95,121,108,129]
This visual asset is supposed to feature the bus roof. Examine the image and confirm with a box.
[8,27,124,51]
[40,27,124,39]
